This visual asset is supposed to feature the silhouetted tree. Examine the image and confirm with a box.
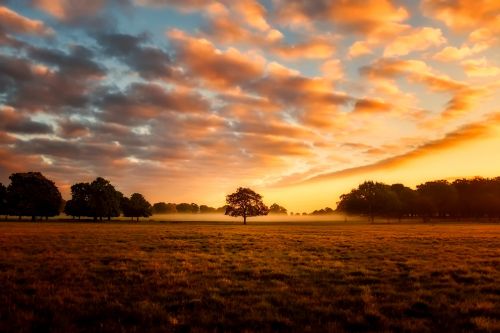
[390,184,417,220]
[225,187,269,224]
[122,193,152,221]
[152,202,177,214]
[64,182,91,219]
[176,203,199,214]
[0,183,7,219]
[337,181,401,221]
[311,207,335,215]
[417,180,458,219]
[88,177,121,221]
[269,203,287,215]
[6,172,62,221]
[200,205,217,214]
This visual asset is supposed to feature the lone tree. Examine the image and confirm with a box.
[6,172,62,221]
[225,187,269,224]
[122,193,152,221]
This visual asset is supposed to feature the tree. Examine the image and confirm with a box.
[122,193,152,221]
[88,177,121,221]
[64,182,91,219]
[152,202,177,214]
[225,187,269,224]
[176,203,199,214]
[269,203,287,215]
[200,205,217,214]
[6,172,62,221]
[0,183,7,219]
[337,181,400,222]
[417,180,458,219]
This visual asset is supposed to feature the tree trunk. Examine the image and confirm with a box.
[243,215,247,225]
[32,215,35,221]
[100,216,103,221]
[108,216,111,221]
[45,216,48,221]
[18,216,21,220]
[94,216,97,222]
[136,217,139,222]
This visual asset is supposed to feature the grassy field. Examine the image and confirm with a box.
[0,221,499,332]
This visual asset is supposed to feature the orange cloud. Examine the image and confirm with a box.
[167,29,265,89]
[0,6,53,35]
[275,0,408,36]
[353,98,392,114]
[422,0,500,32]
[461,58,500,77]
[296,113,500,184]
[383,27,446,57]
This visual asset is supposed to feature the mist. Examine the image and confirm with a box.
[148,213,353,223]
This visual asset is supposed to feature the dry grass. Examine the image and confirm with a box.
[0,221,499,332]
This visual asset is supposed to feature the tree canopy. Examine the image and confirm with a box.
[225,187,269,224]
[6,172,62,220]
[122,193,152,221]
[269,203,287,215]
[337,178,500,221]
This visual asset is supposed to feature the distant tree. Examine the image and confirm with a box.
[200,205,217,214]
[64,182,91,219]
[311,207,335,215]
[88,177,121,221]
[0,183,7,219]
[216,205,228,213]
[390,184,417,220]
[6,172,62,221]
[152,202,177,214]
[269,203,288,215]
[176,203,199,214]
[417,180,458,219]
[337,181,399,222]
[122,193,152,221]
[225,187,269,224]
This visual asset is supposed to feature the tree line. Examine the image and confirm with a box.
[336,178,500,221]
[0,172,288,222]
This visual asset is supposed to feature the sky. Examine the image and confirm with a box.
[0,0,499,212]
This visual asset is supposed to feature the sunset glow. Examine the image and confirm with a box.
[1,0,499,211]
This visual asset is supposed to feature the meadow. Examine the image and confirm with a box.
[0,220,499,332]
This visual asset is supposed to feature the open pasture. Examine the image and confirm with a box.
[0,221,499,332]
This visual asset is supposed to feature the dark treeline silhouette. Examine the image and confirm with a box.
[151,202,227,214]
[1,172,62,221]
[337,178,500,222]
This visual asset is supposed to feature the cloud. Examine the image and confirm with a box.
[433,45,483,61]
[168,29,265,89]
[32,0,106,21]
[353,98,392,114]
[96,82,211,125]
[0,48,104,112]
[274,0,409,36]
[461,58,500,77]
[383,27,446,57]
[422,0,500,32]
[0,106,53,134]
[295,113,500,184]
[0,5,52,35]
[95,32,178,81]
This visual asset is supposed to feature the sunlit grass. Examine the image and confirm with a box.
[0,221,499,332]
